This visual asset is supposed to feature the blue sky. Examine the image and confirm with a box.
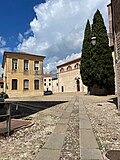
[0,0,110,75]
[0,0,45,63]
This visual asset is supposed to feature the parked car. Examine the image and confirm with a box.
[44,90,53,95]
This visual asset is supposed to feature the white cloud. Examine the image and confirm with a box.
[18,33,24,43]
[16,0,110,73]
[44,52,81,74]
[0,36,6,47]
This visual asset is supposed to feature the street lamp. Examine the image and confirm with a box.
[91,36,96,46]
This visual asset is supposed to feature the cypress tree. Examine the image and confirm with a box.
[91,9,115,94]
[80,19,92,91]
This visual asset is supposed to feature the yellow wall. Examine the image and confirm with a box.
[3,53,44,97]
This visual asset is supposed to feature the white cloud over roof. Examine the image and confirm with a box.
[16,0,110,73]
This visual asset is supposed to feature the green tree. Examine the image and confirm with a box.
[80,19,92,91]
[91,9,115,94]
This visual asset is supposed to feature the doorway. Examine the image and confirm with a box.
[76,79,80,91]
[61,86,64,92]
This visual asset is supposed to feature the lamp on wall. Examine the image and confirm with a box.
[91,36,96,46]
[75,77,80,81]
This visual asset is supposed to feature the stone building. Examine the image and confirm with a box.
[43,72,52,91]
[107,3,117,93]
[57,57,87,93]
[2,51,45,97]
[52,78,58,93]
[111,0,120,111]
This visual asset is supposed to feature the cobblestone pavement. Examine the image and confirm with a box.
[0,93,119,160]
[82,95,120,156]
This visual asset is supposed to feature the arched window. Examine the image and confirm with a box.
[60,68,64,72]
[74,63,79,69]
[67,66,72,71]
[12,79,17,90]
[23,79,29,90]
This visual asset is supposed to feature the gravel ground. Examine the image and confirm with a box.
[0,93,120,160]
[0,101,68,160]
[82,96,120,156]
[59,98,80,160]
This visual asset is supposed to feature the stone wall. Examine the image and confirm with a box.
[57,59,87,93]
[112,0,120,110]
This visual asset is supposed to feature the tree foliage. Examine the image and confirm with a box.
[81,10,115,94]
[91,10,114,93]
[80,19,92,87]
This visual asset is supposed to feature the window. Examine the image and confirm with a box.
[49,83,51,86]
[56,83,58,86]
[23,80,29,90]
[34,61,39,70]
[60,68,64,73]
[24,60,29,70]
[62,86,64,92]
[44,79,46,81]
[44,83,46,86]
[67,66,72,71]
[12,59,17,70]
[12,79,17,90]
[74,63,79,69]
[34,80,39,90]
[49,79,51,81]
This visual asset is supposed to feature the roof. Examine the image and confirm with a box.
[2,51,46,68]
[107,3,111,7]
[52,78,58,80]
[57,57,80,68]
[43,74,52,78]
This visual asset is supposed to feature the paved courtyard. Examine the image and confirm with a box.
[0,93,120,160]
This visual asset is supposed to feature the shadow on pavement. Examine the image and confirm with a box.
[107,97,118,109]
[0,101,68,121]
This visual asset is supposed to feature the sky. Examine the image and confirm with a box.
[0,0,110,76]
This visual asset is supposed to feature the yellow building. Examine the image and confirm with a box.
[2,51,45,97]
[57,57,87,93]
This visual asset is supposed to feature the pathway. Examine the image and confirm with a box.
[34,95,103,160]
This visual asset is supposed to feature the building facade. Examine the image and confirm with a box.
[107,3,117,93]
[52,78,58,93]
[43,72,52,91]
[0,78,3,93]
[2,51,45,97]
[111,0,120,111]
[57,58,87,93]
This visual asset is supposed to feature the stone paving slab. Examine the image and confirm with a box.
[43,132,66,150]
[80,148,103,160]
[65,106,73,112]
[79,114,90,120]
[61,111,71,119]
[57,118,69,124]
[54,124,68,133]
[80,119,92,129]
[79,97,103,160]
[35,149,61,160]
[80,129,99,149]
